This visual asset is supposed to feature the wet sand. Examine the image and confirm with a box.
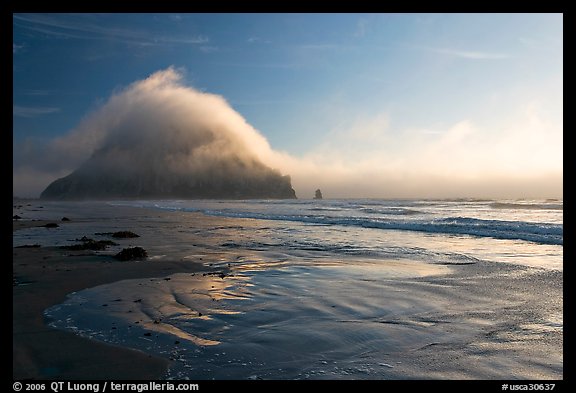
[13,208,219,379]
[13,201,563,380]
[13,243,219,379]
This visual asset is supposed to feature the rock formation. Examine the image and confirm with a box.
[41,153,296,200]
[39,68,298,201]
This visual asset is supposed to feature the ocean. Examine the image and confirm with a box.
[15,198,563,379]
[113,198,563,269]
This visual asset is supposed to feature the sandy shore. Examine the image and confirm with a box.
[13,201,563,380]
[13,216,214,380]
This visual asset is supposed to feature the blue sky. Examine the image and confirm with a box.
[13,13,563,198]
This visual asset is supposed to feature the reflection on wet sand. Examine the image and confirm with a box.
[46,255,562,380]
[14,201,561,380]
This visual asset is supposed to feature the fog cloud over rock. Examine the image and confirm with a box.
[40,68,296,200]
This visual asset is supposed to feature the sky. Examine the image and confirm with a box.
[13,13,563,199]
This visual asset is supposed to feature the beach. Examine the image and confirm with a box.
[13,200,563,380]
[13,221,206,379]
[13,204,235,379]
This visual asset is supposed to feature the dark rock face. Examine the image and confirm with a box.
[314,189,323,200]
[40,150,297,200]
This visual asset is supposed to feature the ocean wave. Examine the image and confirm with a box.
[359,207,422,216]
[114,200,562,246]
[179,208,563,246]
[308,207,343,212]
[490,202,563,210]
[348,216,562,246]
[426,217,563,245]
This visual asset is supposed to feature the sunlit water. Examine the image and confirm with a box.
[14,198,562,379]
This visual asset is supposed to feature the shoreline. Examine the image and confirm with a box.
[13,211,222,380]
[13,201,563,380]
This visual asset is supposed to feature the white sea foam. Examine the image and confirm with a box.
[113,198,564,246]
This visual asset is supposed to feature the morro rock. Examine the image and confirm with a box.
[39,68,297,201]
[41,149,296,200]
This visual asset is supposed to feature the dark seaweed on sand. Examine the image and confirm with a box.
[61,238,118,251]
[112,231,140,238]
[114,247,147,261]
[15,244,41,248]
[94,231,140,238]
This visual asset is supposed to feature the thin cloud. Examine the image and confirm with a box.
[210,61,301,69]
[230,98,300,106]
[519,36,562,51]
[353,18,368,38]
[13,105,60,118]
[15,89,84,97]
[298,44,340,50]
[430,47,511,59]
[199,46,219,53]
[247,37,271,44]
[13,14,208,46]
[13,43,23,53]
[16,89,53,96]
